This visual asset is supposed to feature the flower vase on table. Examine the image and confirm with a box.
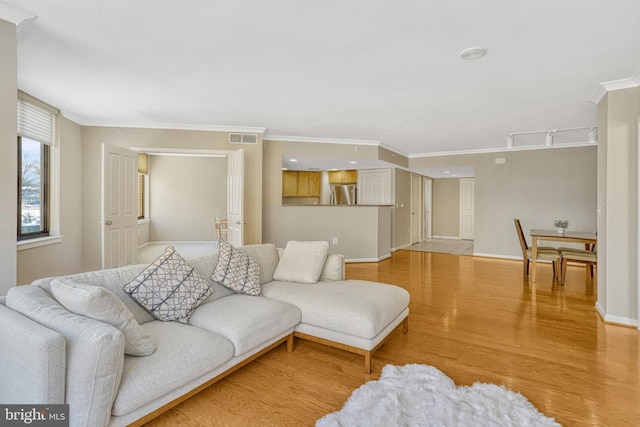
[554,219,569,235]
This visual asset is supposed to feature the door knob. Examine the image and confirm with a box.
[105,220,113,226]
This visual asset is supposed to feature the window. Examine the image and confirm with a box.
[18,136,49,239]
[138,153,149,220]
[138,173,145,219]
[17,98,56,241]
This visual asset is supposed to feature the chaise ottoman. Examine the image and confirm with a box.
[261,279,410,373]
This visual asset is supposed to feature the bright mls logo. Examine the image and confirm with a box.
[1,405,68,426]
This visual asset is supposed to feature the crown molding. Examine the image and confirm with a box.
[0,3,36,31]
[61,111,267,134]
[590,68,640,104]
[410,141,596,158]
[263,134,381,146]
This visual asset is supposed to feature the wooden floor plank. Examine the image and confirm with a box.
[145,250,640,427]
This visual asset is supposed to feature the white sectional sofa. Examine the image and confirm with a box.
[0,243,409,427]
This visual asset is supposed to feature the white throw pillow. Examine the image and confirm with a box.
[211,240,261,296]
[51,278,156,356]
[273,240,329,284]
[123,246,212,324]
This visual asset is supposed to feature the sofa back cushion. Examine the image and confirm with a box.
[235,243,280,284]
[6,285,125,427]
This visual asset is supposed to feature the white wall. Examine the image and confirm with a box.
[148,155,227,242]
[0,18,17,294]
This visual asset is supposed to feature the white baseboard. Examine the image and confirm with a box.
[346,253,391,263]
[596,302,638,327]
[141,240,215,246]
[392,243,412,252]
[431,235,460,240]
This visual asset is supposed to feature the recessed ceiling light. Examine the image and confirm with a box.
[349,161,357,164]
[290,159,297,162]
[460,47,487,60]
[444,170,451,174]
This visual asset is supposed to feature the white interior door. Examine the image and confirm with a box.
[460,178,475,240]
[424,178,433,239]
[410,173,422,244]
[102,144,138,269]
[227,149,244,246]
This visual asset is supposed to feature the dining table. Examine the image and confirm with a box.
[530,229,597,283]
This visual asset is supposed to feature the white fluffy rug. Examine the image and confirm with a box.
[317,364,561,427]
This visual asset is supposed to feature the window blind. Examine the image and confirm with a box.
[17,99,55,145]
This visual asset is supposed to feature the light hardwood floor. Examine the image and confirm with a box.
[146,251,640,427]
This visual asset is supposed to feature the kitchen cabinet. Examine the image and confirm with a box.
[282,171,299,197]
[282,171,321,197]
[328,169,357,184]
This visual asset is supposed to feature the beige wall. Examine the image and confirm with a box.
[263,140,397,259]
[148,155,227,242]
[596,93,608,316]
[263,205,391,261]
[17,117,84,284]
[411,146,597,257]
[596,87,639,325]
[0,19,17,293]
[393,168,412,249]
[432,178,460,238]
[379,146,408,168]
[81,127,263,271]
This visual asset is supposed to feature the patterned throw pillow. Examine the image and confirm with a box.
[124,246,212,323]
[211,240,261,296]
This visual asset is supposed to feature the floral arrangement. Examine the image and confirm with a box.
[553,219,569,229]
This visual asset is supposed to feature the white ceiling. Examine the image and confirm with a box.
[4,1,640,160]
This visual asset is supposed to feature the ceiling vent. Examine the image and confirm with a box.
[229,133,258,144]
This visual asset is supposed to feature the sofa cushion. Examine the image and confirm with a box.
[273,240,329,284]
[189,294,301,356]
[112,321,234,417]
[262,280,410,339]
[124,246,212,324]
[211,241,261,296]
[6,285,124,427]
[51,279,155,356]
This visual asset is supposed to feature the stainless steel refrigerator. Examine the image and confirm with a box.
[330,184,356,205]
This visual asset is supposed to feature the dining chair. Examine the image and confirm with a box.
[558,246,597,285]
[213,217,228,242]
[514,218,561,280]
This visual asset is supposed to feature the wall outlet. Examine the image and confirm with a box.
[332,237,338,245]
